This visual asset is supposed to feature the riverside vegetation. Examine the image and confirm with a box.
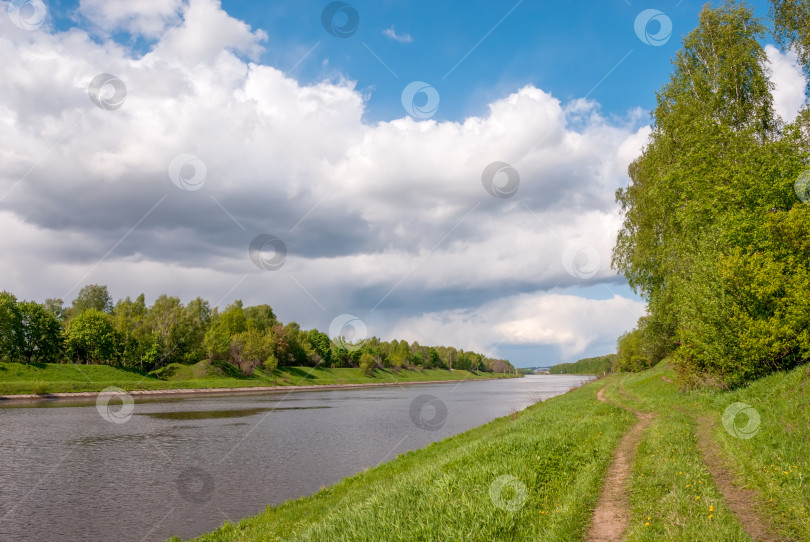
[612,1,810,388]
[549,355,614,375]
[0,285,514,395]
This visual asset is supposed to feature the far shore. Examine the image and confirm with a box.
[0,376,531,403]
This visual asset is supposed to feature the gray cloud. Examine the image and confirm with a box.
[0,0,658,365]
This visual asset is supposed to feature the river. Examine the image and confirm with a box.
[0,374,592,541]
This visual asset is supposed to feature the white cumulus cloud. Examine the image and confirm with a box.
[0,0,650,364]
[766,44,808,124]
[383,25,412,43]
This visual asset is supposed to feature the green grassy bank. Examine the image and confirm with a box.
[176,379,634,542]
[180,361,810,541]
[0,361,515,396]
[604,362,810,541]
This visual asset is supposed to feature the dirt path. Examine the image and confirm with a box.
[586,385,655,542]
[694,417,785,542]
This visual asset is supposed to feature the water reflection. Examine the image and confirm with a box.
[139,405,330,420]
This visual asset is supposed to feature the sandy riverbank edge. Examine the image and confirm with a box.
[0,376,518,403]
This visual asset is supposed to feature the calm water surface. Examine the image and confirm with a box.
[0,375,592,541]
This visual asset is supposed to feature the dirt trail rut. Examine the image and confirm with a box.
[694,417,786,542]
[586,386,655,542]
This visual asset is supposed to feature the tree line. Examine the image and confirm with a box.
[613,1,810,386]
[550,355,614,375]
[0,285,514,377]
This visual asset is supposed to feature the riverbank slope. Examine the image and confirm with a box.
[0,362,516,397]
[181,361,810,541]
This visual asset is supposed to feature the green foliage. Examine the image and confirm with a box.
[65,309,119,364]
[771,0,810,86]
[273,322,307,366]
[231,329,276,376]
[43,298,67,322]
[143,295,188,368]
[358,352,375,376]
[675,207,810,385]
[0,286,515,376]
[262,353,278,373]
[204,302,247,360]
[182,297,210,364]
[427,347,442,369]
[70,284,113,315]
[0,291,23,362]
[615,329,650,372]
[550,355,614,375]
[112,294,147,369]
[243,304,277,332]
[306,329,332,366]
[636,310,678,366]
[18,300,62,363]
[613,1,810,387]
[452,349,486,371]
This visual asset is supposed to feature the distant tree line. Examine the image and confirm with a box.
[0,285,514,376]
[550,355,615,375]
[613,1,810,387]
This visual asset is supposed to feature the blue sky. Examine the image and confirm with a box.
[0,0,805,367]
[227,0,776,122]
[44,0,770,122]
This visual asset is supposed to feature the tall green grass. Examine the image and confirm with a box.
[180,380,634,541]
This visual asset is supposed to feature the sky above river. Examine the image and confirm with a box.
[0,0,807,366]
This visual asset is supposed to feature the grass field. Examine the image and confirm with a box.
[178,361,810,541]
[0,361,515,395]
